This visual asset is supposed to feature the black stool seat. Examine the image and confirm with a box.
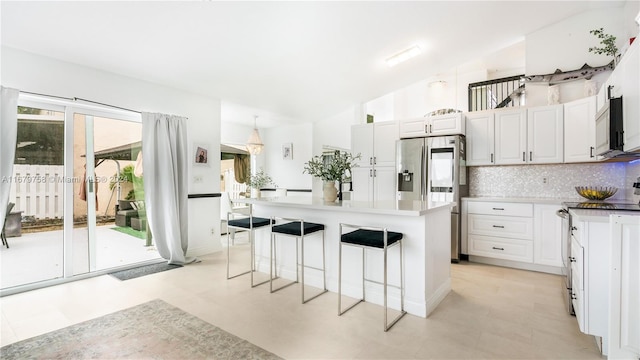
[341,229,403,248]
[228,217,272,229]
[272,221,324,236]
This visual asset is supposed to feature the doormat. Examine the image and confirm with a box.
[111,226,147,239]
[0,299,282,360]
[108,262,182,281]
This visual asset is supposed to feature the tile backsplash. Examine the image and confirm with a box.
[468,162,631,200]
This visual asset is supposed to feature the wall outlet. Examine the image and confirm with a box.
[211,227,216,235]
[193,175,203,183]
[542,177,548,185]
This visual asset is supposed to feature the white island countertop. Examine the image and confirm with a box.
[234,196,455,217]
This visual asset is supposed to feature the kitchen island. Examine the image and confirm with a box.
[233,196,454,318]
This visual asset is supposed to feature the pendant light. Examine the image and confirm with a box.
[246,115,264,155]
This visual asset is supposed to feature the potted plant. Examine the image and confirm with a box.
[589,28,618,65]
[246,168,275,198]
[303,150,360,202]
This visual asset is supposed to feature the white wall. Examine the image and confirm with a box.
[2,46,222,256]
[525,7,628,106]
[310,105,361,195]
[262,123,313,190]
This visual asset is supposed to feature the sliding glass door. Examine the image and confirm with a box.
[1,96,158,293]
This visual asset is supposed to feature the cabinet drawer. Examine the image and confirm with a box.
[468,234,533,262]
[467,201,533,217]
[468,214,533,240]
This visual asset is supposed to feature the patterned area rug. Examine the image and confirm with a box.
[108,262,182,281]
[0,299,282,360]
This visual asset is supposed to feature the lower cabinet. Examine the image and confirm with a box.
[570,212,611,355]
[465,199,563,272]
[608,215,640,359]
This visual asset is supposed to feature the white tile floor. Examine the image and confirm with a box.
[0,234,603,359]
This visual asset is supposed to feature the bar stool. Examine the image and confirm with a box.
[270,217,328,303]
[226,205,273,287]
[338,223,406,331]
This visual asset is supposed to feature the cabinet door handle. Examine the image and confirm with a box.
[374,169,377,177]
[369,169,372,177]
[492,225,505,229]
[590,146,594,158]
[490,153,494,163]
[619,131,624,147]
[492,207,504,211]
[369,157,373,165]
[492,247,505,251]
[430,124,433,133]
[529,151,532,161]
[569,257,576,263]
[522,152,526,162]
[425,124,429,134]
[373,156,376,165]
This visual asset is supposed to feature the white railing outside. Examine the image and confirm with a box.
[8,165,65,219]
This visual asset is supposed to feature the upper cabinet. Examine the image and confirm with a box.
[620,38,640,152]
[466,111,495,166]
[467,105,564,166]
[527,104,564,164]
[494,108,528,164]
[399,113,465,138]
[564,96,598,163]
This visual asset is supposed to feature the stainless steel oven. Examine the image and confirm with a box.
[556,207,574,315]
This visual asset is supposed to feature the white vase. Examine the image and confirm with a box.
[251,188,261,199]
[323,181,338,202]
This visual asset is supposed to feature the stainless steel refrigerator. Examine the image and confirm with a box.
[396,135,468,262]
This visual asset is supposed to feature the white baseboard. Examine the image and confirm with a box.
[468,255,563,275]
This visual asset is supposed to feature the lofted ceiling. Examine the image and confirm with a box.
[0,1,625,126]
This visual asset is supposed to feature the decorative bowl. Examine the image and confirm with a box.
[575,186,618,201]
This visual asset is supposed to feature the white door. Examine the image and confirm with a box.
[351,124,374,167]
[429,113,464,136]
[564,96,598,163]
[466,111,495,166]
[533,204,563,267]
[621,41,640,152]
[373,166,396,201]
[373,121,398,167]
[495,109,527,165]
[527,104,564,164]
[350,166,373,202]
[608,215,640,360]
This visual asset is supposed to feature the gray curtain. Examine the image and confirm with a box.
[0,87,19,230]
[142,112,195,265]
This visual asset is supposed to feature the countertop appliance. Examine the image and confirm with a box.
[396,135,468,262]
[557,200,640,314]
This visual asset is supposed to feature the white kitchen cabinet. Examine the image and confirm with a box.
[351,121,398,201]
[620,38,640,152]
[350,166,396,202]
[533,204,563,267]
[527,104,564,164]
[351,121,398,167]
[494,108,527,165]
[608,215,640,360]
[564,96,599,163]
[398,113,465,138]
[570,212,610,354]
[465,111,495,166]
[465,199,564,273]
[467,200,534,263]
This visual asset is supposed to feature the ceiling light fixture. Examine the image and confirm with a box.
[246,115,264,155]
[386,45,422,67]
